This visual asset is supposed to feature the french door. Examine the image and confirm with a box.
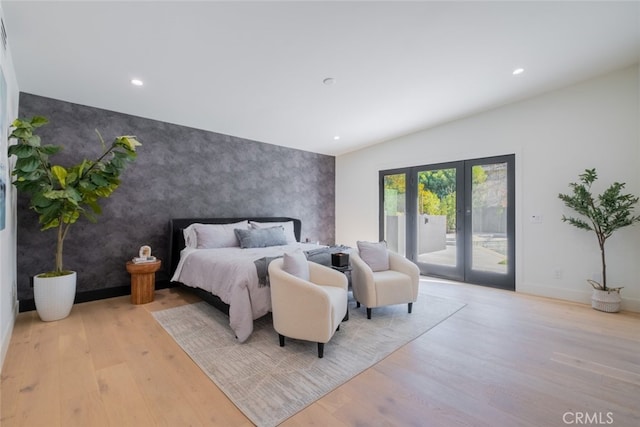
[380,154,515,290]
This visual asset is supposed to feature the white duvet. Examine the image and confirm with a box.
[171,243,323,342]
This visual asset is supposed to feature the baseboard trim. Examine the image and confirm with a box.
[1,300,19,374]
[517,281,640,313]
[18,279,174,313]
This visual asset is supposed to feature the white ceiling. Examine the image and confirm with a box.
[2,1,639,156]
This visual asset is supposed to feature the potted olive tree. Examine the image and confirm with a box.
[8,116,141,321]
[558,168,640,312]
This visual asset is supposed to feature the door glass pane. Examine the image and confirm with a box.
[383,174,406,256]
[471,163,508,273]
[416,168,457,267]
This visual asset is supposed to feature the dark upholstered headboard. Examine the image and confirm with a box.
[168,217,302,277]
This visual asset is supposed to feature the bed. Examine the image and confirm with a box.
[168,217,325,342]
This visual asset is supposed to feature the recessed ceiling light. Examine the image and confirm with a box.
[323,77,336,86]
[333,135,340,141]
[131,78,144,86]
[512,68,524,75]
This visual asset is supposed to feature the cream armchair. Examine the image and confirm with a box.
[351,249,420,319]
[268,258,348,358]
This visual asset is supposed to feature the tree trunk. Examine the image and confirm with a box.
[56,222,64,273]
[600,243,607,291]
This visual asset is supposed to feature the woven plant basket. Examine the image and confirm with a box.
[591,288,622,313]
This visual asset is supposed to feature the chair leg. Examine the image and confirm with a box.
[356,301,361,308]
[279,334,285,347]
[367,308,372,319]
[317,343,324,358]
[408,302,413,314]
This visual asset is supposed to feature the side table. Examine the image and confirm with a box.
[126,259,161,304]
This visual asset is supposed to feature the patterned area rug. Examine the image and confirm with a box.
[152,287,466,427]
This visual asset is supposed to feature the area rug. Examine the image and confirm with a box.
[152,289,466,427]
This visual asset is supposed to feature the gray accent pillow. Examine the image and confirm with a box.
[357,240,389,271]
[250,220,297,243]
[234,226,288,248]
[283,249,310,281]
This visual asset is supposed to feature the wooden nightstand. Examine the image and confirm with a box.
[126,259,161,304]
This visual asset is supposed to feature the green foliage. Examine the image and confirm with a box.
[8,116,141,274]
[384,174,405,194]
[418,169,455,200]
[418,187,457,232]
[418,169,463,232]
[558,168,640,290]
[386,167,490,233]
[418,187,440,215]
[472,165,488,186]
[441,192,457,231]
[384,174,406,215]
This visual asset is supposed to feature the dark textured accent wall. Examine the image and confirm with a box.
[16,93,335,301]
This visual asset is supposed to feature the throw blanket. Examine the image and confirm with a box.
[253,245,351,287]
[254,256,281,287]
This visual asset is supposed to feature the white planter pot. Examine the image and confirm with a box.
[33,271,77,321]
[591,288,621,313]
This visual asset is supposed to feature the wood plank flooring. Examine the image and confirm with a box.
[1,279,639,426]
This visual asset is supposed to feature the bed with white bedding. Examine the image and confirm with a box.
[168,217,323,342]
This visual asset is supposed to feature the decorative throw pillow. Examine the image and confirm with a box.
[357,240,389,272]
[193,220,249,249]
[250,221,297,243]
[235,226,288,248]
[283,249,310,281]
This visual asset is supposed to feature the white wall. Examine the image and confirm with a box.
[336,65,640,312]
[0,2,20,371]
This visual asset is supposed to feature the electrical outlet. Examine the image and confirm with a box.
[530,214,543,224]
[554,269,563,279]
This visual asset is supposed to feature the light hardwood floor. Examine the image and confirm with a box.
[1,279,639,427]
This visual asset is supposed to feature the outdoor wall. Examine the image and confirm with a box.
[0,3,20,371]
[14,94,335,304]
[336,65,640,311]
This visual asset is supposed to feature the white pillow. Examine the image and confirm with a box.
[357,240,389,272]
[188,220,250,249]
[250,221,297,244]
[282,249,309,281]
[183,224,199,248]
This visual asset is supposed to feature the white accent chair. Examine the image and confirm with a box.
[268,258,348,358]
[351,249,420,319]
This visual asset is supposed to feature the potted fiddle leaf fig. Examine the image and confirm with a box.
[8,116,141,321]
[558,168,640,312]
